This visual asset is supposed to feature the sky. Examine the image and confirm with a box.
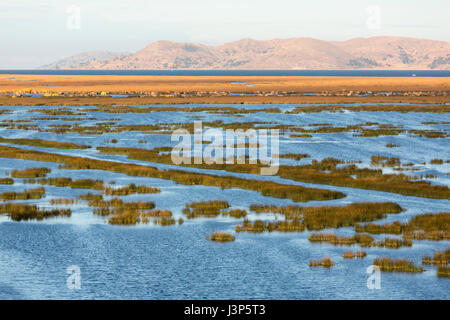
[1,0,449,68]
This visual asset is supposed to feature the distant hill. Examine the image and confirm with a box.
[41,37,450,70]
[39,51,128,70]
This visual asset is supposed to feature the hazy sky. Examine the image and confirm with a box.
[1,0,449,68]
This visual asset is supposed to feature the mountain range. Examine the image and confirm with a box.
[41,36,450,70]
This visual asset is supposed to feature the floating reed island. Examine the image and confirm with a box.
[373,257,425,273]
[309,257,335,268]
[206,232,236,242]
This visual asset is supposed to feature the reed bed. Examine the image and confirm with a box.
[402,213,450,241]
[25,177,104,190]
[0,203,71,221]
[98,145,450,199]
[342,251,367,259]
[222,209,248,218]
[0,187,45,201]
[103,183,160,195]
[250,202,403,230]
[77,193,103,201]
[11,167,51,178]
[206,232,236,242]
[0,136,89,149]
[422,249,450,266]
[309,257,335,268]
[49,198,75,205]
[355,221,403,234]
[308,233,375,246]
[183,200,230,219]
[152,217,176,226]
[373,257,425,273]
[0,178,13,185]
[0,145,344,203]
[235,218,305,233]
[437,266,450,278]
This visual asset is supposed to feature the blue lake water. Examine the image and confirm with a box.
[0,103,449,299]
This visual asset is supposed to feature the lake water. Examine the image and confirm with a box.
[0,103,449,299]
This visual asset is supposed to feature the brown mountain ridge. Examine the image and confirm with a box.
[44,36,450,70]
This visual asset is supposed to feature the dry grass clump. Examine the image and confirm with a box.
[182,200,230,219]
[0,136,89,149]
[422,249,450,266]
[0,203,71,221]
[342,251,367,259]
[11,167,51,178]
[103,183,160,195]
[309,256,335,268]
[0,178,14,184]
[373,257,425,273]
[0,187,45,201]
[206,232,236,242]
